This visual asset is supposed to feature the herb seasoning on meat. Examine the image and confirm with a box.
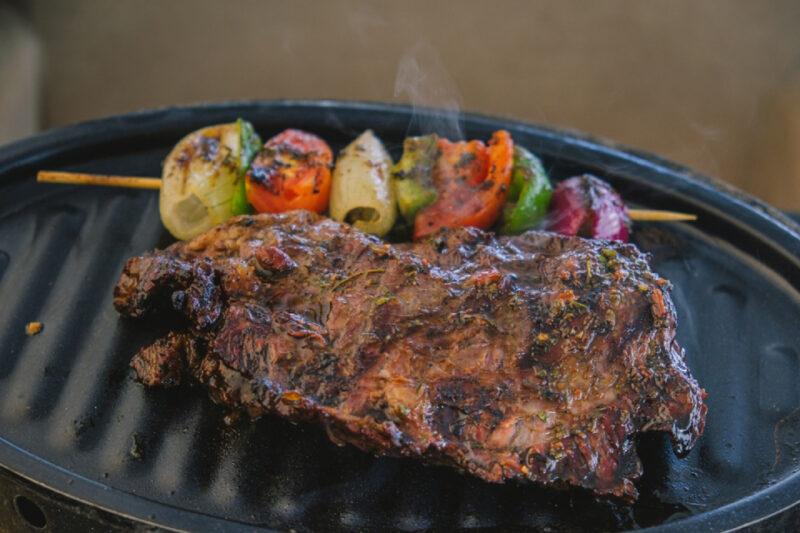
[114,210,706,501]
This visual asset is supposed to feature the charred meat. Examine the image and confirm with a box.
[114,210,706,500]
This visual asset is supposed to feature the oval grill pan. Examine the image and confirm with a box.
[1,101,800,532]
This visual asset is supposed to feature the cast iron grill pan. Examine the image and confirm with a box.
[1,101,800,532]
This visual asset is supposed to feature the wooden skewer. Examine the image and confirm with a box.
[626,208,697,222]
[37,170,698,222]
[37,171,161,190]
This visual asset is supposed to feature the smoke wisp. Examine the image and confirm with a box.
[394,42,464,140]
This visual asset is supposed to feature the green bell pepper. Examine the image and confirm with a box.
[392,135,439,223]
[231,118,262,215]
[500,146,552,234]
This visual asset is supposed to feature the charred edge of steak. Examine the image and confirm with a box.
[114,254,222,329]
[116,211,707,501]
[130,331,202,387]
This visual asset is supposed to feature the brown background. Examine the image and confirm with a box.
[4,0,800,208]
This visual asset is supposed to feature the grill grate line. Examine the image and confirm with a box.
[0,250,9,284]
[44,195,164,448]
[150,402,204,495]
[0,207,86,384]
[93,379,154,477]
[2,195,154,422]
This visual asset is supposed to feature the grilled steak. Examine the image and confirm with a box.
[114,210,706,500]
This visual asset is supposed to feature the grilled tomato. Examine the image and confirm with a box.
[245,129,333,214]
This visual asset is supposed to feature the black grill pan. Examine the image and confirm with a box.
[1,101,800,532]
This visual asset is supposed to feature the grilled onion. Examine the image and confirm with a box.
[159,120,261,240]
[330,130,397,237]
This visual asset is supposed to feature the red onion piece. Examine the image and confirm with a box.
[547,175,630,242]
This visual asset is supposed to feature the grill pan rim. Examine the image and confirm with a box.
[1,99,799,532]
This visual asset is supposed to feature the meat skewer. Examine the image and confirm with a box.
[36,170,698,222]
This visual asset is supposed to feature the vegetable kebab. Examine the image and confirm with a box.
[37,120,697,242]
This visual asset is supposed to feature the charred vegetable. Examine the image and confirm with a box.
[329,130,397,237]
[547,174,630,242]
[245,129,333,214]
[159,120,262,240]
[500,146,552,235]
[394,130,514,240]
[393,135,439,223]
[414,130,514,239]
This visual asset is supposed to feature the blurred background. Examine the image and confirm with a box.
[2,0,799,208]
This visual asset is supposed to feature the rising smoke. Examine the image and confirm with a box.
[394,41,464,140]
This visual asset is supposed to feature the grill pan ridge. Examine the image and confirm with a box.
[1,101,800,531]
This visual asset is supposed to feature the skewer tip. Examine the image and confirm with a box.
[627,208,697,222]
